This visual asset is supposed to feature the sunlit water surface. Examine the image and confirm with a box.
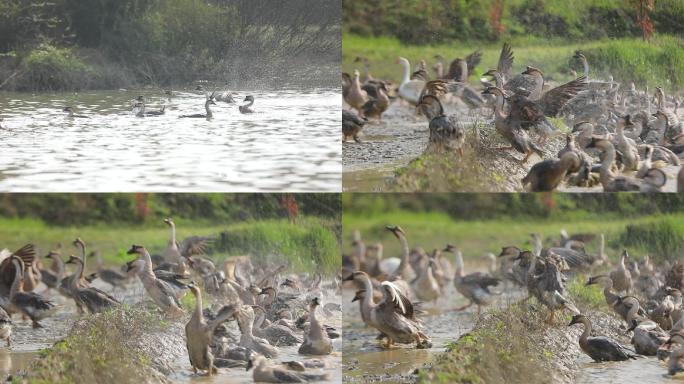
[0,88,340,191]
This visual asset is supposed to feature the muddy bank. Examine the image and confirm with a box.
[421,304,655,384]
[342,102,566,192]
[343,101,683,192]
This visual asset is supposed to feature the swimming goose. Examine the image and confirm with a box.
[568,314,638,361]
[63,107,88,118]
[247,354,329,383]
[185,283,237,375]
[126,245,185,317]
[8,256,58,328]
[239,96,255,114]
[180,92,216,119]
[298,297,332,355]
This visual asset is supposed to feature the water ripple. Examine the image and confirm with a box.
[0,88,341,191]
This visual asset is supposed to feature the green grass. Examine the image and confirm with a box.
[27,306,166,384]
[342,209,684,265]
[567,276,605,311]
[0,216,339,274]
[343,33,684,90]
[419,303,550,384]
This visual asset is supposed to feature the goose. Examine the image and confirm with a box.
[65,255,121,313]
[239,95,255,114]
[481,86,544,163]
[385,226,416,283]
[89,251,129,289]
[246,354,329,383]
[298,297,332,355]
[627,317,669,355]
[63,107,88,118]
[396,57,448,106]
[185,283,237,375]
[126,245,185,317]
[344,271,430,348]
[342,110,367,143]
[585,275,644,323]
[586,137,667,192]
[361,82,390,120]
[68,238,121,313]
[8,256,58,328]
[344,70,368,115]
[444,245,499,315]
[180,92,216,119]
[610,250,633,294]
[521,151,581,191]
[39,251,64,293]
[568,314,638,361]
[235,305,279,358]
[417,94,466,157]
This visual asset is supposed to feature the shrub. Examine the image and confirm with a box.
[615,217,684,263]
[21,43,92,91]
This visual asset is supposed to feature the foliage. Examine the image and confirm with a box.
[344,33,684,90]
[27,306,165,384]
[0,0,340,90]
[567,276,605,311]
[20,44,92,91]
[615,216,684,263]
[342,0,682,43]
[0,193,340,225]
[419,304,549,384]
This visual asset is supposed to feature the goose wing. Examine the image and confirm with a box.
[588,336,636,360]
[380,281,414,319]
[539,76,588,117]
[497,43,514,80]
[179,236,212,258]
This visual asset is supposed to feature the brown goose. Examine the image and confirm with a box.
[444,245,500,315]
[342,110,367,143]
[361,82,390,121]
[185,283,237,375]
[68,239,121,313]
[8,256,58,328]
[481,86,544,163]
[521,151,581,191]
[417,95,465,157]
[344,70,368,115]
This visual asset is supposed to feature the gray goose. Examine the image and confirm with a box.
[417,95,466,157]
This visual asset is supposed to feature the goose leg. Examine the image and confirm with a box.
[494,146,513,151]
[521,150,533,164]
[32,320,42,329]
[6,336,10,348]
[458,148,464,158]
[453,301,473,312]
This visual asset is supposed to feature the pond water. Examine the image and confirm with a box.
[0,88,340,192]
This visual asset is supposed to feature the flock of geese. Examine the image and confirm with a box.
[343,227,684,377]
[0,218,339,383]
[54,88,256,121]
[342,43,684,192]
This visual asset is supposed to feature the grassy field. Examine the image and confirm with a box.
[0,216,340,274]
[342,209,684,265]
[343,34,684,90]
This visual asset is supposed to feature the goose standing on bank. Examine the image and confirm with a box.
[444,245,500,315]
[8,256,58,328]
